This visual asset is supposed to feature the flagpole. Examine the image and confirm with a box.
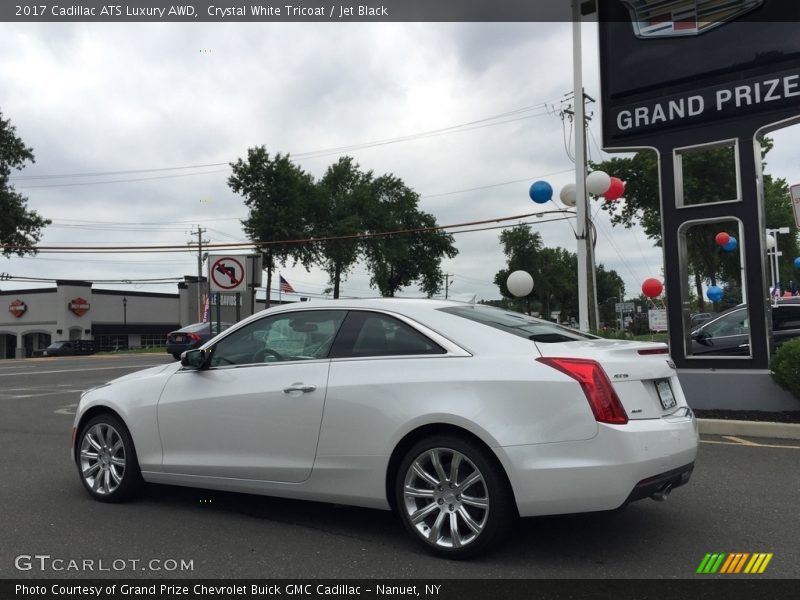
[279,273,282,305]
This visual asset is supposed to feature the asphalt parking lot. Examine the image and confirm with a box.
[0,355,797,579]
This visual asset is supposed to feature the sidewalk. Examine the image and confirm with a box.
[698,418,800,440]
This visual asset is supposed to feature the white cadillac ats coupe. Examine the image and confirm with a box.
[73,299,697,558]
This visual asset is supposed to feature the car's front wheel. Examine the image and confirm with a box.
[395,435,515,559]
[76,414,142,502]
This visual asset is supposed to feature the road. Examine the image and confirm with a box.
[0,355,797,579]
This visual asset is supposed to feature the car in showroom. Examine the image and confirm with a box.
[73,299,697,558]
[690,297,800,356]
[165,321,231,360]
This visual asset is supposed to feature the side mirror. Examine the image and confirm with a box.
[181,349,208,370]
[692,329,712,346]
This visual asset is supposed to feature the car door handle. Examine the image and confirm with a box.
[283,383,316,394]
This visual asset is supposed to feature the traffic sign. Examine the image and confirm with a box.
[209,255,247,293]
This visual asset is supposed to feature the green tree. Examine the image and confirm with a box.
[362,175,457,297]
[315,157,373,299]
[493,226,542,315]
[1,111,50,257]
[494,224,623,324]
[228,148,318,306]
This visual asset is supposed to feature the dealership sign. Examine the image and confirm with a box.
[9,299,27,318]
[68,297,90,316]
[611,69,800,138]
[598,0,800,370]
[600,0,800,147]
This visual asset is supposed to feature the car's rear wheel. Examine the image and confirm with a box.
[395,435,515,559]
[172,353,181,360]
[76,414,142,502]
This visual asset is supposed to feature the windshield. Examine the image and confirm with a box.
[439,305,598,343]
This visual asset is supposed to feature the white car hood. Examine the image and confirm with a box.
[107,361,183,385]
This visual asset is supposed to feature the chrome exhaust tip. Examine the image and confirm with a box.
[650,482,672,502]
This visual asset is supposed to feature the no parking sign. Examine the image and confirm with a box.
[209,255,247,293]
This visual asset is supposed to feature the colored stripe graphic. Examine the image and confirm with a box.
[697,553,773,574]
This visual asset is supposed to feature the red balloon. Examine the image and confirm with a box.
[715,231,730,246]
[603,177,625,201]
[642,278,663,299]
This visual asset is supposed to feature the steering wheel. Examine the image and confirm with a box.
[253,348,285,363]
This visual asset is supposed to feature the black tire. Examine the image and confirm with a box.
[395,435,516,559]
[172,353,181,361]
[76,413,143,502]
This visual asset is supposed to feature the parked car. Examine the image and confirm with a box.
[165,321,231,360]
[690,298,800,356]
[73,299,697,558]
[45,340,95,356]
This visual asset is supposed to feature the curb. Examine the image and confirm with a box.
[697,418,800,440]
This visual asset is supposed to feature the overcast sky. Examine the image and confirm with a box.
[1,20,798,303]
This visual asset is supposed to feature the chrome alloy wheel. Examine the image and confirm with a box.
[402,448,489,549]
[79,423,126,495]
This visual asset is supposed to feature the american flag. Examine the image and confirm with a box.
[279,275,295,294]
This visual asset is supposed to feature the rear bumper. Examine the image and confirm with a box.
[624,462,694,504]
[496,415,699,517]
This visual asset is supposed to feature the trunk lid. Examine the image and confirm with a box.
[534,339,685,419]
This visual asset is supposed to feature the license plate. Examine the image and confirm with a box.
[173,335,185,343]
[655,379,677,410]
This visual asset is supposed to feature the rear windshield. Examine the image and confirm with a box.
[439,305,598,343]
[180,323,210,333]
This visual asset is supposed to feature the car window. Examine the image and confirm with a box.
[773,306,800,331]
[208,310,346,367]
[702,308,749,337]
[439,305,597,342]
[331,311,445,358]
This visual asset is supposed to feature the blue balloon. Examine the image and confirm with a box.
[529,180,553,204]
[722,237,738,251]
[706,286,724,302]
[794,257,800,269]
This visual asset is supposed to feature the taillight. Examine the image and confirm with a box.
[187,333,202,342]
[638,347,668,355]
[537,357,629,424]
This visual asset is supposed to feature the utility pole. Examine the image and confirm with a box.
[563,90,599,331]
[444,273,454,299]
[189,226,208,321]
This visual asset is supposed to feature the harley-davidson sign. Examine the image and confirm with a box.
[68,297,90,317]
[9,299,27,318]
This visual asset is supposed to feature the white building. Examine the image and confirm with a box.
[0,276,265,359]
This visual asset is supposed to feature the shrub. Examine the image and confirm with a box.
[770,337,800,399]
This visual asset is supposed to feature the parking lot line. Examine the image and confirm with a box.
[701,438,800,450]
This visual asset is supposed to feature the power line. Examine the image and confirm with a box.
[10,101,558,188]
[3,211,577,255]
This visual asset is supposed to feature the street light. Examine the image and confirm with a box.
[122,297,127,326]
[766,227,790,299]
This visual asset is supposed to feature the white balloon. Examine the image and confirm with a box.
[559,183,577,207]
[507,270,534,297]
[586,170,611,196]
[765,233,776,250]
